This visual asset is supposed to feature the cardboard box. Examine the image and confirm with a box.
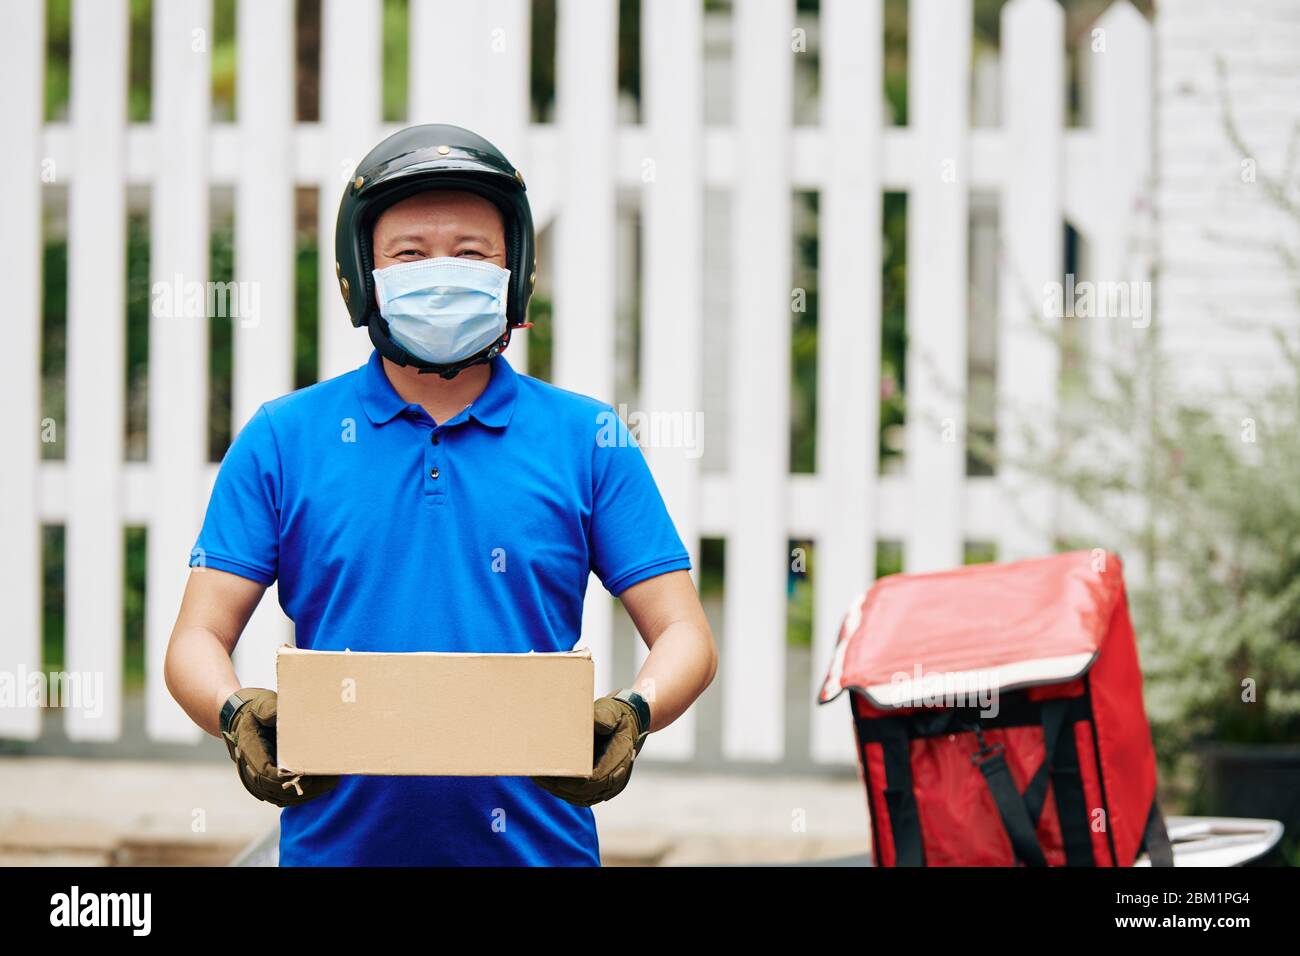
[275,645,594,776]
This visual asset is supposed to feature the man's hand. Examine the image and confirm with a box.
[532,695,647,807]
[222,689,340,807]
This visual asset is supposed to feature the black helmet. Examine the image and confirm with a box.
[335,123,536,378]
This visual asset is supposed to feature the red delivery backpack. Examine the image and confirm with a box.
[818,550,1173,867]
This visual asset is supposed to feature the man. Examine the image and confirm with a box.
[163,124,717,866]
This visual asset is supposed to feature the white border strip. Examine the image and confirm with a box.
[862,652,1098,709]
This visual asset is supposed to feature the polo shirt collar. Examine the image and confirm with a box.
[355,349,518,429]
[467,355,518,429]
[355,349,407,425]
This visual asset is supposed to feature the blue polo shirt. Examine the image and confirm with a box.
[191,349,692,866]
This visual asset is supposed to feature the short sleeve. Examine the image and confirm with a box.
[189,404,281,585]
[588,410,692,596]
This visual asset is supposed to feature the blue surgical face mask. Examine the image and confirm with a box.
[371,256,510,365]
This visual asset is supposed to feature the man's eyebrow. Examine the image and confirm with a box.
[377,230,497,247]
[380,232,427,247]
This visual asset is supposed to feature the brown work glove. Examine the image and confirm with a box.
[532,694,648,807]
[221,688,340,807]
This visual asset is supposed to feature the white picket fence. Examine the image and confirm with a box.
[0,0,1152,768]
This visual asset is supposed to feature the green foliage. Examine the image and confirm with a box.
[882,0,907,126]
[876,540,903,579]
[41,526,65,674]
[525,292,554,382]
[791,192,819,474]
[787,541,814,647]
[880,192,908,466]
[382,0,408,123]
[126,214,151,460]
[128,0,153,122]
[530,0,556,122]
[698,537,725,598]
[1134,350,1300,749]
[123,527,147,691]
[44,0,70,122]
[211,0,237,121]
[294,228,320,390]
[617,0,641,122]
[208,218,235,461]
[975,322,1300,752]
[40,228,67,461]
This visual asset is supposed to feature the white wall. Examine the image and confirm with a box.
[1155,0,1300,390]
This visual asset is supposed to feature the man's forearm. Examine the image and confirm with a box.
[164,626,243,738]
[629,621,717,733]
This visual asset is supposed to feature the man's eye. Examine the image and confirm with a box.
[457,250,486,259]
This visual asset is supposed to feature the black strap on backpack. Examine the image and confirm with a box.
[860,694,1171,868]
[1028,697,1096,865]
[876,720,925,866]
[1141,800,1174,867]
[971,697,1099,866]
[973,697,1171,867]
[971,729,1049,866]
[967,702,1097,868]
[1022,696,1070,823]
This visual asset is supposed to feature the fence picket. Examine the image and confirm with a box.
[143,0,213,743]
[811,0,883,765]
[64,0,129,741]
[410,0,476,129]
[553,0,619,695]
[232,0,297,686]
[638,0,705,761]
[723,0,795,762]
[318,0,382,380]
[410,0,533,373]
[0,0,45,739]
[998,0,1065,561]
[904,0,971,574]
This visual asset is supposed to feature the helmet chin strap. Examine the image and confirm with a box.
[367,312,514,380]
[417,353,489,380]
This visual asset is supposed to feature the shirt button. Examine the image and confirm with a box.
[430,432,440,445]
[429,467,440,479]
